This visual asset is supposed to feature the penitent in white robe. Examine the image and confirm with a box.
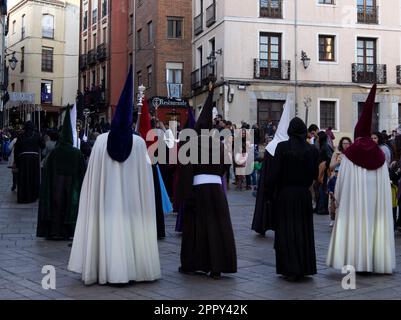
[68,133,161,285]
[327,156,396,274]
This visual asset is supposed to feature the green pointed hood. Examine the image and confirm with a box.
[60,107,73,146]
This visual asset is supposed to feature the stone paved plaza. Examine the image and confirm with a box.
[0,162,400,300]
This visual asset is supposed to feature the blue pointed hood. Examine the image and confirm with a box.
[107,66,134,162]
[185,107,196,129]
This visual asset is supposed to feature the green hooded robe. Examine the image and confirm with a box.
[37,107,86,239]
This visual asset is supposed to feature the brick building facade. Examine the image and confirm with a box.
[134,0,192,125]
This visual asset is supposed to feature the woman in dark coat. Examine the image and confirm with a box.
[267,117,319,281]
[316,131,333,215]
[176,83,237,278]
[14,121,45,204]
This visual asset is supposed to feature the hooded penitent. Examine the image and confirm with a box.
[344,84,385,170]
[194,89,214,134]
[37,105,86,239]
[185,107,196,130]
[59,107,74,147]
[288,117,308,140]
[107,66,134,162]
[265,99,292,156]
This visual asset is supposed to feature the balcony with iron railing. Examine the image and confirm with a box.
[83,85,107,110]
[191,63,217,90]
[352,63,386,84]
[79,54,88,70]
[191,69,201,90]
[254,59,290,80]
[260,0,283,19]
[357,5,378,24]
[397,66,401,85]
[194,13,203,36]
[206,1,216,27]
[167,83,183,99]
[87,49,97,65]
[201,63,216,85]
[97,43,108,61]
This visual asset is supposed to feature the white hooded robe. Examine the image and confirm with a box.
[68,133,161,284]
[326,156,396,274]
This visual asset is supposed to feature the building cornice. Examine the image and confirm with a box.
[193,16,401,43]
[9,0,66,15]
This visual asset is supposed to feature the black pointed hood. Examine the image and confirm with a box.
[194,89,214,134]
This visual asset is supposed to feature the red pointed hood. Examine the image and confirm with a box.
[354,84,377,139]
[344,84,385,170]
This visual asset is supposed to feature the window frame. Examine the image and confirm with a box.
[318,34,336,62]
[167,17,183,39]
[318,98,340,132]
[42,14,55,39]
[41,80,53,104]
[41,47,54,73]
[147,21,153,43]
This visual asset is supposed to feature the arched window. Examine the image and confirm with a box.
[42,14,54,39]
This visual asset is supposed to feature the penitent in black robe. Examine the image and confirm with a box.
[251,151,276,235]
[14,132,44,204]
[267,138,319,278]
[176,136,237,274]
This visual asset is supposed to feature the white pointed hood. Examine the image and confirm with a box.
[265,98,292,157]
[70,103,79,148]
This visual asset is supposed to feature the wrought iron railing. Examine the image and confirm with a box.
[79,54,88,70]
[352,63,386,84]
[87,49,97,65]
[167,83,183,99]
[357,5,378,24]
[191,69,201,90]
[97,43,108,61]
[201,63,216,85]
[254,59,290,80]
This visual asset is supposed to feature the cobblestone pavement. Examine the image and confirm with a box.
[0,162,400,300]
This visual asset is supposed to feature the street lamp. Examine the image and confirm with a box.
[8,53,18,70]
[207,49,222,83]
[301,50,311,69]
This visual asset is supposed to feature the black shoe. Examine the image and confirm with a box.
[11,185,16,192]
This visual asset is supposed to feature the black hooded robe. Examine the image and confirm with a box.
[267,119,319,278]
[14,125,44,204]
[251,151,276,235]
[177,136,237,275]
